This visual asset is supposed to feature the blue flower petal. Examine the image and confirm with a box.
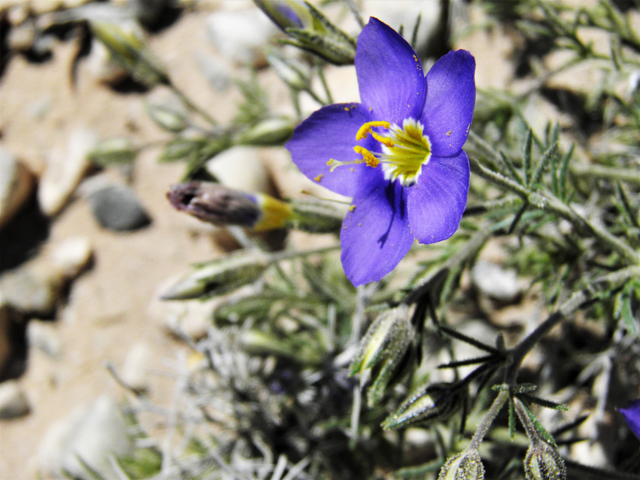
[341,177,414,285]
[356,17,426,124]
[420,50,476,157]
[619,398,640,440]
[286,103,380,197]
[406,151,469,244]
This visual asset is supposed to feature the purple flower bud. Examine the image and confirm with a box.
[167,181,262,228]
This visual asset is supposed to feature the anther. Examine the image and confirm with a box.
[355,121,391,141]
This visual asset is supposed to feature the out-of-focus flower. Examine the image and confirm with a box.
[619,398,640,440]
[286,18,475,285]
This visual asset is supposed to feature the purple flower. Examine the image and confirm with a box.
[285,17,476,285]
[619,398,640,440]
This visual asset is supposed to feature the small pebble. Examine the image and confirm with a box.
[87,183,151,231]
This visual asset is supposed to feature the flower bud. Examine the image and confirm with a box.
[145,103,189,133]
[524,441,566,480]
[253,0,311,31]
[350,306,414,406]
[167,182,293,232]
[438,450,485,480]
[255,0,355,65]
[88,138,138,166]
[161,251,271,300]
[234,117,295,146]
[382,383,466,430]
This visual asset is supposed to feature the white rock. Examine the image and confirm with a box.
[50,237,93,279]
[37,396,134,480]
[0,380,31,419]
[471,260,521,303]
[206,8,278,67]
[38,128,98,216]
[0,147,35,230]
[121,342,152,393]
[205,146,273,195]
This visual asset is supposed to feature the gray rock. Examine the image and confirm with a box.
[471,260,521,303]
[0,380,31,419]
[88,183,151,231]
[0,147,35,231]
[0,268,59,316]
[37,396,134,480]
[0,237,92,316]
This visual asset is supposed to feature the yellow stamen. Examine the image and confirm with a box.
[371,131,394,148]
[353,146,380,168]
[355,121,391,141]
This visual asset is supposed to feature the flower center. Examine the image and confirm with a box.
[327,119,432,186]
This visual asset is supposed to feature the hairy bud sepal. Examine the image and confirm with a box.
[161,251,271,300]
[524,441,566,480]
[350,306,414,407]
[438,450,485,480]
[382,383,466,430]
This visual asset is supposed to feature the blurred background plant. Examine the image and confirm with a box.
[1,0,640,478]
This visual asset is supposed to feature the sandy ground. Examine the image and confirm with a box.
[0,3,515,478]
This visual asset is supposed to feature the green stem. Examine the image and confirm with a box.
[468,389,508,451]
[505,265,640,384]
[571,163,640,185]
[469,155,639,265]
[168,81,218,127]
[316,62,334,104]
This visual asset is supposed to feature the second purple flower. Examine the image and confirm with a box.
[286,17,476,286]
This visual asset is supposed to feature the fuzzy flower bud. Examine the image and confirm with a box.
[167,182,293,232]
[234,117,295,146]
[382,383,466,430]
[286,199,343,233]
[438,450,485,480]
[161,251,271,300]
[253,0,310,31]
[524,441,566,480]
[256,0,355,65]
[145,103,189,133]
[88,138,138,166]
[350,305,414,406]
